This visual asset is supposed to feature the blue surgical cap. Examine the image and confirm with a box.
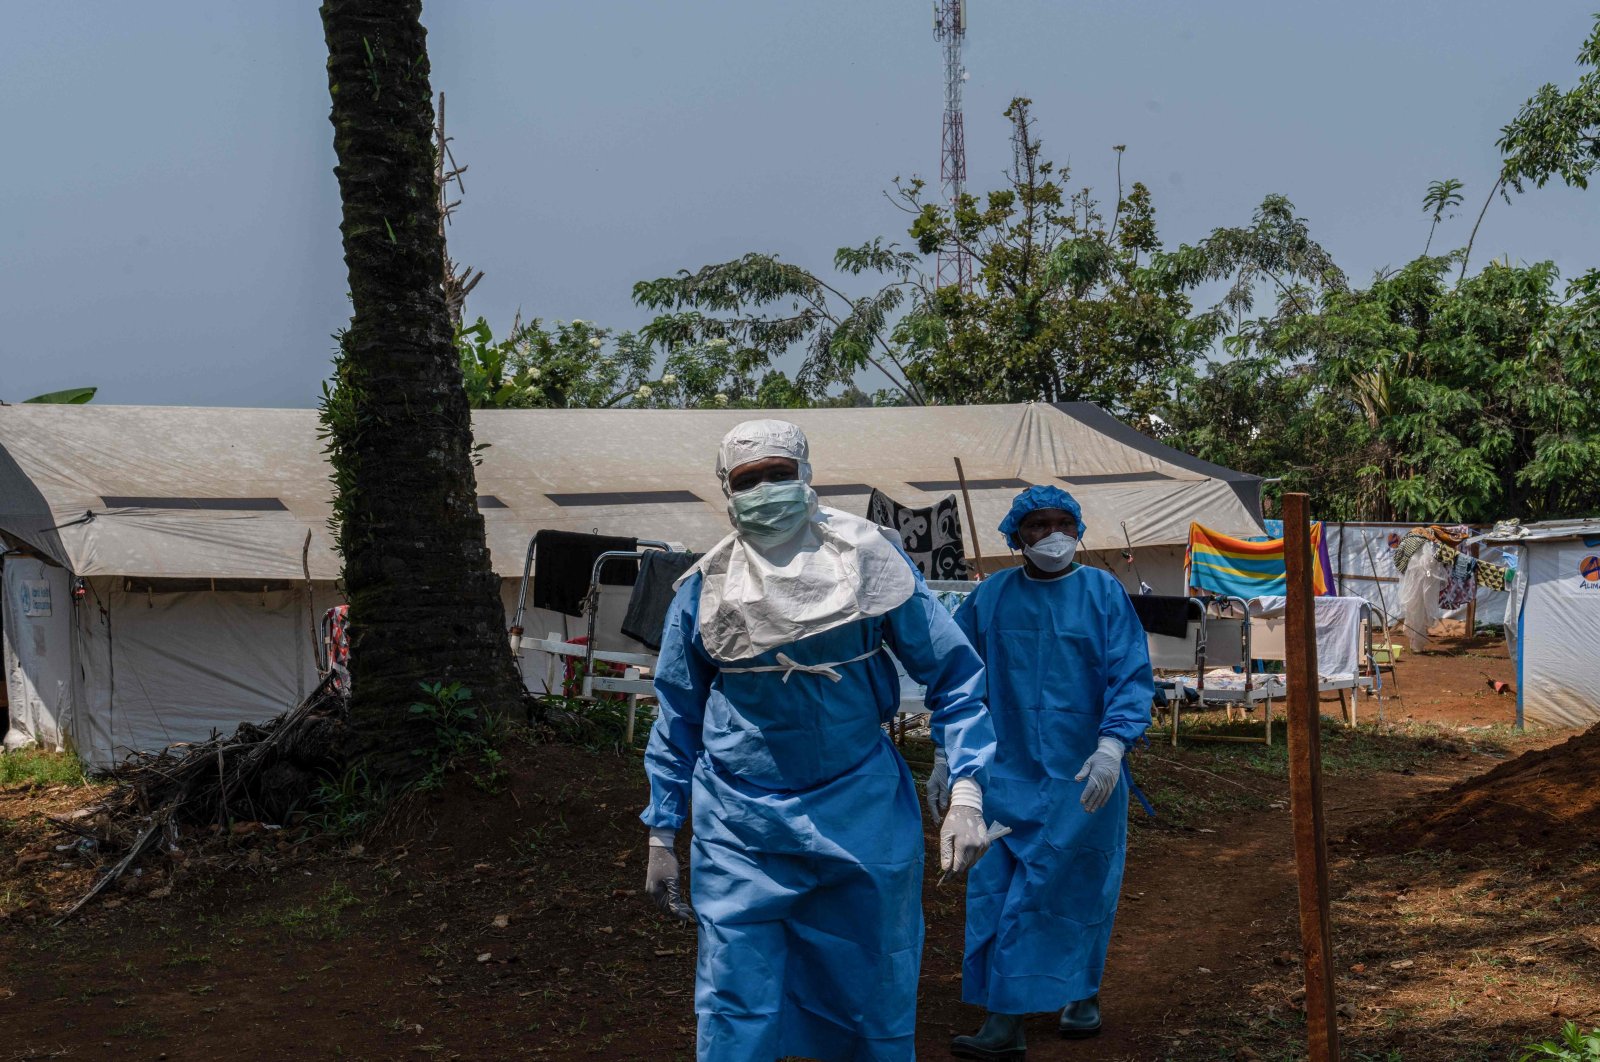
[998,485,1086,549]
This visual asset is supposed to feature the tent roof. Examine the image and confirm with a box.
[0,402,1263,581]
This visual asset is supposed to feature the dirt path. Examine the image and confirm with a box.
[913,754,1485,1060]
[0,640,1568,1061]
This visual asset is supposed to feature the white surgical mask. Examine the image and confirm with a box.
[1023,532,1078,573]
[727,480,817,548]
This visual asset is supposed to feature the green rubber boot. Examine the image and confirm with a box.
[1058,993,1102,1039]
[950,1011,1026,1061]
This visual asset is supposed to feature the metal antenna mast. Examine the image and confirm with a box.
[934,0,972,290]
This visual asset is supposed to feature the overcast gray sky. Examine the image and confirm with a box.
[5,2,1598,407]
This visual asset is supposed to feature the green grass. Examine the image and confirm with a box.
[251,880,365,940]
[1153,713,1509,776]
[0,747,93,787]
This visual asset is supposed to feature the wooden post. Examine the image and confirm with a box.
[1465,541,1479,636]
[953,457,985,580]
[1283,493,1340,1061]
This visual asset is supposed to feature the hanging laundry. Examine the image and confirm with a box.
[321,605,351,694]
[1477,557,1511,592]
[1393,532,1427,574]
[866,488,970,581]
[1436,542,1477,610]
[1130,594,1194,638]
[1187,522,1334,598]
[532,529,639,617]
[620,550,703,650]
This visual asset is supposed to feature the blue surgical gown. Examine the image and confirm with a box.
[643,569,994,1062]
[953,564,1153,1014]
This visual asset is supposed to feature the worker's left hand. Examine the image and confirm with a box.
[1074,736,1125,814]
[925,747,951,820]
[939,805,990,875]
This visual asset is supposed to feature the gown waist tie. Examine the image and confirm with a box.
[718,646,882,683]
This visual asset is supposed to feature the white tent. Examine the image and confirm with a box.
[1494,520,1600,729]
[1,402,1263,764]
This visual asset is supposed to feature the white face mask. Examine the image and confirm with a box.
[1023,532,1078,573]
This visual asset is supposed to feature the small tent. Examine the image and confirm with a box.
[1494,520,1600,729]
[1,402,1263,765]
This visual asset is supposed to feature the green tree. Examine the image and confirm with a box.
[456,316,654,409]
[1267,256,1597,522]
[456,316,814,411]
[1460,14,1600,280]
[1499,14,1600,193]
[633,242,929,405]
[1422,178,1465,257]
[319,0,524,781]
[902,99,1212,426]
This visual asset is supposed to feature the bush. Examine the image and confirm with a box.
[1521,1022,1600,1062]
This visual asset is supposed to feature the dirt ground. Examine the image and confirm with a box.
[2,634,1594,1062]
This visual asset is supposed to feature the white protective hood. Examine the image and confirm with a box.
[691,418,915,661]
[689,506,916,663]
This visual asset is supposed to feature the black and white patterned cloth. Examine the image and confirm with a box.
[867,488,971,581]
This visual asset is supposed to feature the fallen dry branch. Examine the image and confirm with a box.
[49,675,347,921]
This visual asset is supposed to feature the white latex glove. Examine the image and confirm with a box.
[644,829,694,923]
[925,747,950,820]
[939,805,990,874]
[1074,736,1125,814]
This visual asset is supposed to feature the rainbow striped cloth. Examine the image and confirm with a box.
[1186,522,1335,598]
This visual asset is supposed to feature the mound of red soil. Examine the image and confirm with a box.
[1372,723,1600,854]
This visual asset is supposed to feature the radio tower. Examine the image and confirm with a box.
[934,0,972,290]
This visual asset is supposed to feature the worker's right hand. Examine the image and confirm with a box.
[939,804,990,875]
[645,836,694,923]
[925,747,951,820]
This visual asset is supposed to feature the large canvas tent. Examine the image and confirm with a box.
[1494,520,1600,729]
[1,402,1263,765]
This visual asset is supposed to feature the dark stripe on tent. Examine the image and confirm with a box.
[906,478,1031,492]
[1060,472,1175,485]
[121,577,298,593]
[547,490,702,507]
[101,496,287,511]
[1050,402,1263,518]
[476,496,508,509]
[813,483,872,497]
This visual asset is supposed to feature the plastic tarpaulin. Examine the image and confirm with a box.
[1509,537,1600,729]
[70,580,328,767]
[2,558,74,751]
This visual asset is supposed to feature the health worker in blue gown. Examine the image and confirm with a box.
[640,419,999,1062]
[930,485,1153,1060]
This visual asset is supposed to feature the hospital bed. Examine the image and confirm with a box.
[1153,596,1383,746]
[510,537,682,745]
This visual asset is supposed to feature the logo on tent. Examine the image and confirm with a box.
[1386,532,1402,549]
[1580,555,1600,586]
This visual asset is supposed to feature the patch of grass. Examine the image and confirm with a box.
[308,762,391,838]
[1157,714,1507,777]
[253,880,364,940]
[160,949,213,969]
[0,747,92,787]
[539,691,646,753]
[109,1019,166,1039]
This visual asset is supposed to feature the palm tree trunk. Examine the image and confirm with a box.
[320,0,524,780]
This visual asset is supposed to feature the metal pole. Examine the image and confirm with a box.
[1284,493,1340,1062]
[953,458,985,580]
